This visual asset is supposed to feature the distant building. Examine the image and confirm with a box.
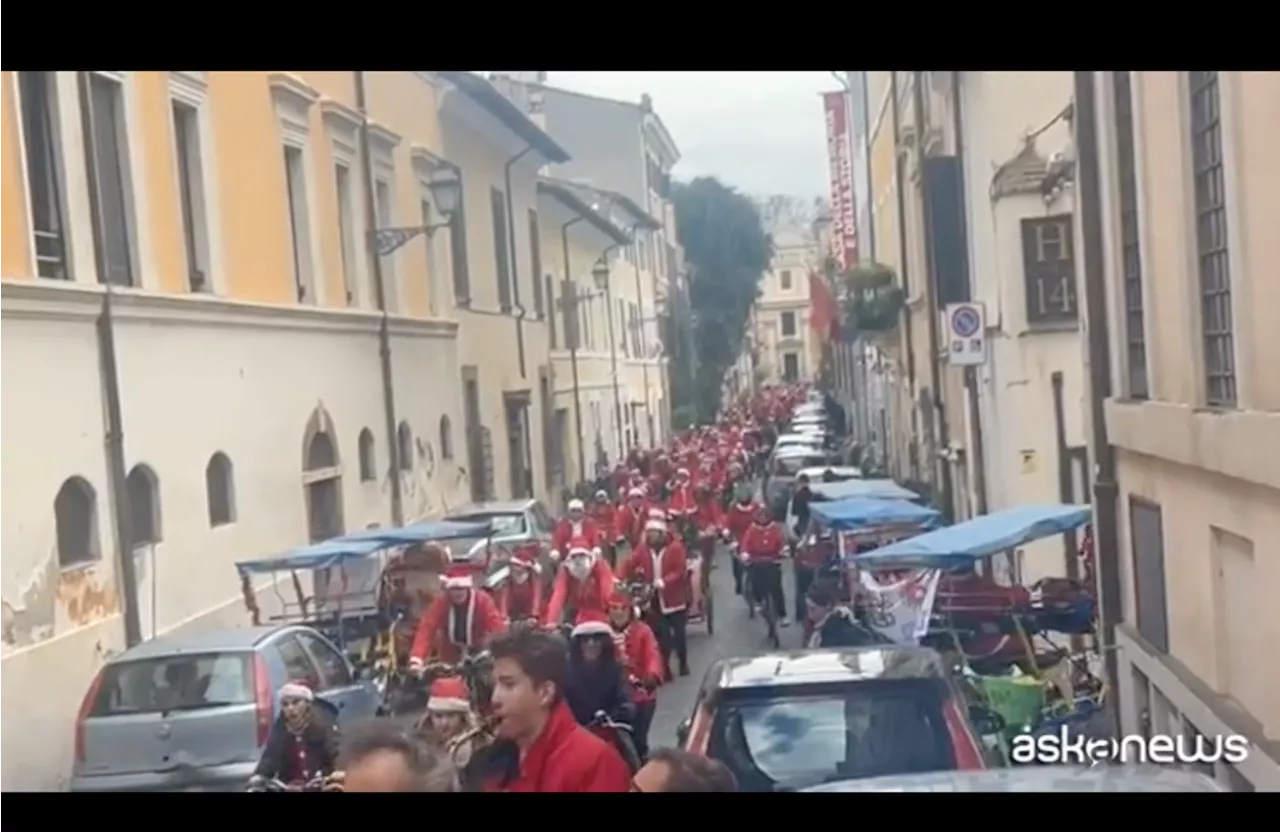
[752,229,823,384]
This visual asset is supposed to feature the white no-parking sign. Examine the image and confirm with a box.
[945,302,987,366]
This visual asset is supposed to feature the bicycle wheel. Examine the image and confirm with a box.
[744,571,755,618]
[761,596,780,649]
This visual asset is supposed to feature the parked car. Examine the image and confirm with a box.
[764,445,830,516]
[71,625,379,792]
[802,765,1229,792]
[441,498,557,580]
[675,646,997,792]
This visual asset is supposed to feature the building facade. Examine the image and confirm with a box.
[1085,70,1280,791]
[753,229,823,384]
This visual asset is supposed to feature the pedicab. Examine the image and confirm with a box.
[850,504,1104,759]
[234,519,494,714]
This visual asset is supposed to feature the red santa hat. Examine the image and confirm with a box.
[278,681,313,702]
[627,486,646,499]
[427,676,470,713]
[567,537,593,558]
[510,544,538,569]
[571,608,613,638]
[567,498,585,512]
[607,587,632,609]
[442,563,473,589]
[645,513,668,533]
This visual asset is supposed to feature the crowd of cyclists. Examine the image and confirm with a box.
[248,383,860,792]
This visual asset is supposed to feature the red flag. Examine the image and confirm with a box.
[808,270,841,343]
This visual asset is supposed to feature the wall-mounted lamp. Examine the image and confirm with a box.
[591,260,610,293]
[372,163,461,257]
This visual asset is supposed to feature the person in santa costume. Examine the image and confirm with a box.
[550,498,603,563]
[616,512,691,679]
[691,483,724,563]
[249,682,340,789]
[497,543,543,623]
[614,486,650,550]
[740,502,789,625]
[408,561,506,673]
[590,489,619,568]
[419,675,491,778]
[541,538,615,628]
[562,610,636,737]
[606,588,663,761]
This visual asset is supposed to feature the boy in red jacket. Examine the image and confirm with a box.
[739,503,789,625]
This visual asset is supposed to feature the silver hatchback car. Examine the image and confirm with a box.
[71,625,379,792]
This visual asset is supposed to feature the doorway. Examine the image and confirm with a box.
[504,391,533,500]
[302,406,345,616]
[782,352,800,382]
[461,366,484,502]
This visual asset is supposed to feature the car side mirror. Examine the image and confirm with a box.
[676,718,692,747]
[968,703,1006,736]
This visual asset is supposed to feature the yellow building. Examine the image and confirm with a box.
[752,229,823,384]
[0,70,566,789]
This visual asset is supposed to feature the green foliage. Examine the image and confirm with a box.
[832,260,905,336]
[668,177,773,422]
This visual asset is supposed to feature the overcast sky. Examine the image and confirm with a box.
[548,71,838,200]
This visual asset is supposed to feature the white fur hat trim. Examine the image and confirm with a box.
[644,518,668,532]
[443,574,473,589]
[279,682,313,701]
[567,498,585,511]
[571,620,613,638]
[428,696,471,713]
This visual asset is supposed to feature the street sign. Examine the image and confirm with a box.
[945,302,987,366]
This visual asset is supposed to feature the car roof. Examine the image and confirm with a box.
[707,646,947,690]
[802,766,1228,793]
[775,434,822,445]
[797,466,862,479]
[448,499,536,515]
[108,626,287,663]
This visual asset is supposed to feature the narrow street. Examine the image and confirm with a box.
[648,547,803,748]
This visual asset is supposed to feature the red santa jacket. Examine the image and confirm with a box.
[692,498,724,534]
[614,501,649,547]
[499,576,543,622]
[484,701,631,792]
[592,504,617,539]
[617,540,689,614]
[616,619,664,704]
[667,482,696,516]
[740,520,786,564]
[724,500,759,544]
[409,590,506,665]
[551,517,603,558]
[542,559,615,626]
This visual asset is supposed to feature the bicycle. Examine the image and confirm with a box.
[246,773,329,792]
[589,710,642,774]
[745,554,787,650]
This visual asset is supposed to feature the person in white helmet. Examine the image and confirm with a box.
[550,498,603,563]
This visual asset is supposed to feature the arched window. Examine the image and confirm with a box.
[439,415,454,460]
[206,452,236,526]
[397,421,413,472]
[54,476,100,568]
[126,464,162,546]
[306,431,338,471]
[358,428,377,482]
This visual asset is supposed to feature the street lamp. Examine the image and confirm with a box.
[372,163,461,257]
[591,260,610,292]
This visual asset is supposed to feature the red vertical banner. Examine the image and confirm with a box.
[823,91,859,270]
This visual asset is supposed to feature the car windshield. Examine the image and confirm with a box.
[710,682,957,792]
[448,512,527,536]
[92,652,254,716]
[774,454,827,476]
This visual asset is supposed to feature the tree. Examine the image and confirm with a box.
[669,177,773,423]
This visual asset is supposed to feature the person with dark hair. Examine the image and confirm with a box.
[804,579,889,649]
[248,683,340,789]
[631,748,738,792]
[475,627,631,792]
[329,719,460,792]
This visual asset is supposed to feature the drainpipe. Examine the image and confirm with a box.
[951,71,989,516]
[599,244,626,460]
[632,255,656,446]
[912,70,954,519]
[355,71,404,526]
[504,147,534,380]
[560,216,587,483]
[858,71,877,264]
[888,73,918,470]
[78,71,143,648]
[1074,70,1122,720]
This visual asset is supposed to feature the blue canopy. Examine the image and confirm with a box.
[235,520,492,575]
[810,478,920,502]
[810,497,942,532]
[853,504,1092,570]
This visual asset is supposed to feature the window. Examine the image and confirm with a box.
[274,636,321,688]
[335,164,358,304]
[1128,496,1169,652]
[283,145,314,302]
[18,72,70,279]
[126,464,162,547]
[1020,214,1078,324]
[397,421,413,472]
[82,72,137,286]
[374,177,398,312]
[1189,71,1236,407]
[780,269,793,290]
[709,682,958,792]
[783,352,801,382]
[780,311,798,337]
[438,415,454,461]
[171,100,210,292]
[1113,71,1148,400]
[528,209,544,317]
[491,186,512,310]
[90,653,253,716]
[546,275,558,348]
[357,428,376,482]
[450,175,471,305]
[55,476,100,568]
[205,452,235,526]
[295,631,352,689]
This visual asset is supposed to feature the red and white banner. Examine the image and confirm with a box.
[823,91,858,270]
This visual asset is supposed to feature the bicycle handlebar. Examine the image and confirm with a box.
[247,773,328,792]
[590,710,634,733]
